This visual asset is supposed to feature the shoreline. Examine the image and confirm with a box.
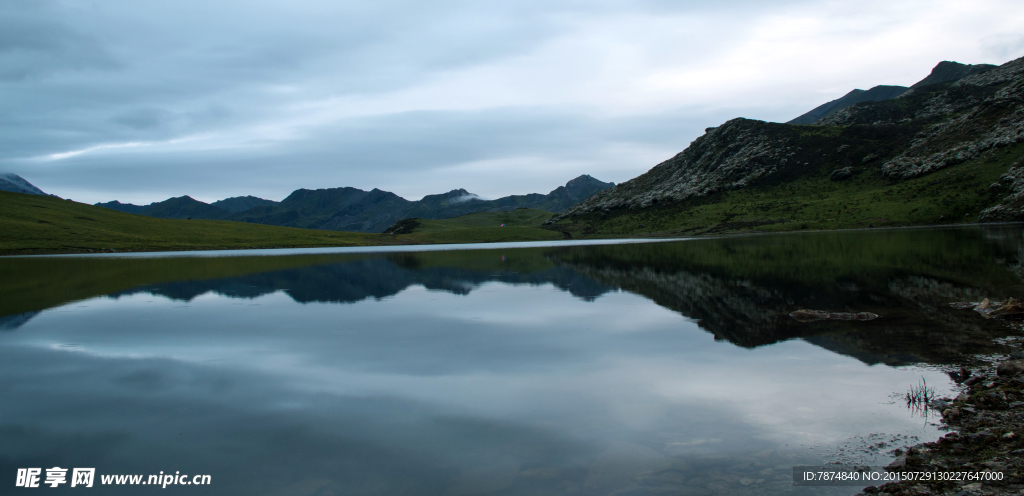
[859,357,1024,496]
[4,221,1022,257]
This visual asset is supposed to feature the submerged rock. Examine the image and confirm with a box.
[789,309,879,322]
[959,297,1024,319]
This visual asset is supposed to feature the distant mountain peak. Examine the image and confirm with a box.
[441,189,483,204]
[788,85,908,125]
[553,175,615,202]
[566,174,598,186]
[0,173,47,196]
[910,61,997,89]
[788,60,1000,125]
[211,195,278,214]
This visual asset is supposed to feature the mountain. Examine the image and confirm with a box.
[232,187,413,233]
[787,85,909,125]
[96,195,230,219]
[786,61,998,125]
[0,173,47,196]
[95,175,614,233]
[401,175,616,220]
[909,60,997,89]
[211,195,278,213]
[549,55,1024,231]
[95,200,146,215]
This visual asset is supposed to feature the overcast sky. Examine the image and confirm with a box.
[2,0,1023,204]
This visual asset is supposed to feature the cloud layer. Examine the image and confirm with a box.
[2,0,1023,203]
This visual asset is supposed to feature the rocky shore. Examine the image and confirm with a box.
[859,356,1024,496]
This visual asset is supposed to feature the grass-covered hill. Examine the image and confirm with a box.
[0,190,385,255]
[549,56,1024,237]
[0,192,566,255]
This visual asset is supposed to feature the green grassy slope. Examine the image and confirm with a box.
[0,193,565,255]
[555,139,1024,237]
[0,191,388,255]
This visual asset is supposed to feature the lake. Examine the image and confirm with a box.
[2,226,1023,495]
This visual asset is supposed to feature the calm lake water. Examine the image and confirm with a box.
[3,226,1024,495]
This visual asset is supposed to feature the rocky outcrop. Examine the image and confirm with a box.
[550,119,792,222]
[820,57,1024,180]
[981,157,1024,221]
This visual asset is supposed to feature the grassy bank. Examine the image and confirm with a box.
[0,191,390,254]
[0,192,563,255]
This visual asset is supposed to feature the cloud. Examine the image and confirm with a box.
[0,2,118,81]
[1,0,1022,203]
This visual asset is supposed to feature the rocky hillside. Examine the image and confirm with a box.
[786,61,996,125]
[549,56,1024,230]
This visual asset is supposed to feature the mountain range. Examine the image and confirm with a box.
[95,174,614,233]
[786,61,997,125]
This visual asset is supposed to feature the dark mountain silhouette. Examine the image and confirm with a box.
[211,195,278,213]
[787,85,909,125]
[95,174,614,232]
[909,60,997,89]
[786,61,997,125]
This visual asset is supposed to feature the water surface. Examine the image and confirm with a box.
[2,226,1023,495]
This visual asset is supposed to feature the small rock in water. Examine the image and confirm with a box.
[974,297,996,317]
[990,297,1024,319]
[948,367,971,384]
[886,454,907,470]
[964,375,986,386]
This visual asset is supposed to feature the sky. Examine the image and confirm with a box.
[2,0,1023,204]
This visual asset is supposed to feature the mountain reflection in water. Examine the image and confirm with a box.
[6,225,1022,366]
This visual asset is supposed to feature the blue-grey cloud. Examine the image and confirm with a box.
[0,0,1021,203]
